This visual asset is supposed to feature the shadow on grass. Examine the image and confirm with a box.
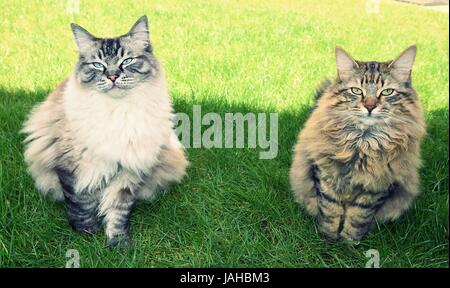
[0,85,448,267]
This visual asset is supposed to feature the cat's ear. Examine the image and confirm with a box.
[335,47,359,80]
[71,23,97,52]
[128,16,150,43]
[389,45,416,82]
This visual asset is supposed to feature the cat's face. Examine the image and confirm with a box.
[329,46,417,124]
[71,16,157,96]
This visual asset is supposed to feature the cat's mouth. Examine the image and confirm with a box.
[359,106,381,117]
[104,82,124,91]
[96,78,137,92]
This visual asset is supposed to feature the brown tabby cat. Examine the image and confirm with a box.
[289,46,425,241]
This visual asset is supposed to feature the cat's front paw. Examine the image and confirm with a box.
[68,219,100,235]
[107,234,133,250]
[339,218,375,242]
[340,231,365,242]
[319,225,340,241]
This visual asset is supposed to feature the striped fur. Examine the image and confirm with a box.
[289,46,425,241]
[22,16,188,248]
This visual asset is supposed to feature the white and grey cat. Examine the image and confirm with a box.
[22,16,188,248]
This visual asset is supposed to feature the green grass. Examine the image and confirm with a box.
[0,0,448,267]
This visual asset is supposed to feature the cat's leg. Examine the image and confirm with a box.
[56,168,100,234]
[98,184,136,249]
[340,189,391,241]
[98,136,186,249]
[316,180,346,240]
[375,180,417,223]
[289,149,319,216]
[138,135,188,201]
[290,152,345,239]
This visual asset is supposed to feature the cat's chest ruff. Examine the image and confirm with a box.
[63,78,173,171]
[341,125,394,156]
[328,125,399,187]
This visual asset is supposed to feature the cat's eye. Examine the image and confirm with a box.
[350,87,363,95]
[381,88,394,96]
[92,62,104,69]
[121,58,134,66]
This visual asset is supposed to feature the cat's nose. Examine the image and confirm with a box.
[107,75,119,82]
[364,97,377,113]
[364,103,376,113]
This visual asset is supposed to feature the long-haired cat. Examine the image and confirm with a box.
[22,16,188,248]
[289,46,425,241]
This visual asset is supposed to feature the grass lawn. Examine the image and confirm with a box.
[0,0,448,267]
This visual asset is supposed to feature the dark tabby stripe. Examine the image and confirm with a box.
[55,167,99,234]
[363,62,383,86]
[309,163,401,240]
[100,39,120,57]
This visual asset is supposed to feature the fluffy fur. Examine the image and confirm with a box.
[22,16,188,248]
[289,46,425,241]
